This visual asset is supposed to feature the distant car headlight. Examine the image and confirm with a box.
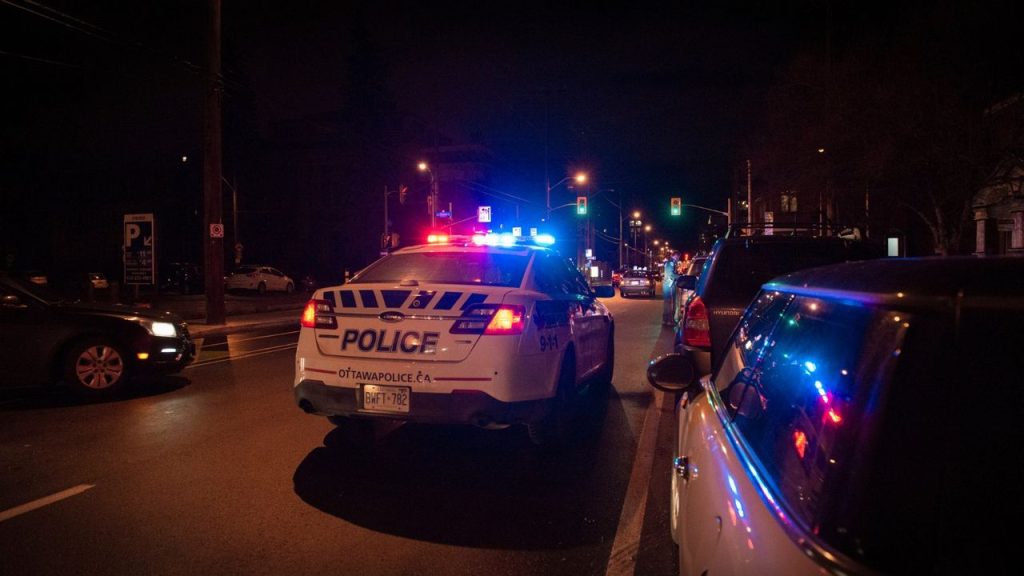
[141,320,178,337]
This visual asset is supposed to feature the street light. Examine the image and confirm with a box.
[418,161,438,228]
[546,171,587,220]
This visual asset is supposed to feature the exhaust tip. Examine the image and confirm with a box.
[298,399,315,414]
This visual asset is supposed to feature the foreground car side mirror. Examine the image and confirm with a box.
[674,275,696,291]
[646,353,696,393]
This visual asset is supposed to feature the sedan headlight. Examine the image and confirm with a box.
[141,320,178,337]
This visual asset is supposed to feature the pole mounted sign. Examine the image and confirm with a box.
[124,213,155,285]
[478,206,492,223]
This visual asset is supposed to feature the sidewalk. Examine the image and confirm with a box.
[183,308,303,338]
[145,293,308,338]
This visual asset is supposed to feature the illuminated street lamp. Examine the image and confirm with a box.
[546,171,587,220]
[418,161,438,228]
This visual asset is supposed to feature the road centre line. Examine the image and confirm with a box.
[0,484,95,523]
[605,389,667,576]
[186,343,297,368]
[197,330,300,348]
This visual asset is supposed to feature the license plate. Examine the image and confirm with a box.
[361,384,410,413]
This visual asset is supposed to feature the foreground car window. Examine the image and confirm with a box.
[352,252,529,287]
[726,295,909,569]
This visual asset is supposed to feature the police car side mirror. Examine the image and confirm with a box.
[593,285,615,298]
[647,353,696,393]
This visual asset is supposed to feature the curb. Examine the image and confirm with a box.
[186,317,300,339]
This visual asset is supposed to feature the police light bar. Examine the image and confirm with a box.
[427,233,556,247]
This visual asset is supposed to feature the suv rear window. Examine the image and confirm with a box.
[702,240,869,302]
[353,252,530,287]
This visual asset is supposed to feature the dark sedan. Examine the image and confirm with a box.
[0,272,195,396]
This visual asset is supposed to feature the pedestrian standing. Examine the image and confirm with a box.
[662,250,681,326]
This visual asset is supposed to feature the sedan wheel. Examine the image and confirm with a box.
[285,282,294,294]
[257,282,267,295]
[65,339,130,396]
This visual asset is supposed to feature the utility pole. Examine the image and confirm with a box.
[746,159,753,227]
[203,0,225,324]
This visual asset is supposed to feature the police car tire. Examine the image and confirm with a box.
[527,353,577,447]
[594,330,615,389]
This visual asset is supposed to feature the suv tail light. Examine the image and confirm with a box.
[683,296,711,347]
[451,304,526,335]
[301,299,337,329]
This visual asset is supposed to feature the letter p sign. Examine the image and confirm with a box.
[125,224,141,248]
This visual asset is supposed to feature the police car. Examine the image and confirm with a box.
[294,233,615,445]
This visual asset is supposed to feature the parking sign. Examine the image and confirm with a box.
[124,213,155,285]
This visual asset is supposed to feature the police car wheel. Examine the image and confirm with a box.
[594,330,615,389]
[527,353,577,447]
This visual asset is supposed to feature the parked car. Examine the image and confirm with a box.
[161,262,203,294]
[619,268,656,298]
[0,272,194,396]
[224,265,295,294]
[86,272,109,289]
[676,233,881,374]
[672,256,707,325]
[611,268,624,287]
[648,256,1024,576]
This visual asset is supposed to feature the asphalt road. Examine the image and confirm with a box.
[0,294,679,576]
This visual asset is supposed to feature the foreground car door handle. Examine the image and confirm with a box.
[674,456,692,481]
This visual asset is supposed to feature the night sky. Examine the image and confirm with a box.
[2,1,1021,282]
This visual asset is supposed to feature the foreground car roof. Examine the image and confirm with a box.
[766,256,1024,308]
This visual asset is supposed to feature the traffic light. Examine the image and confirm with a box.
[399,184,408,204]
[671,197,682,216]
[576,196,588,215]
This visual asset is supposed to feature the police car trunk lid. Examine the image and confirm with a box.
[314,283,512,361]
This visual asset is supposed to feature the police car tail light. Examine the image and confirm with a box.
[485,305,525,335]
[300,299,337,329]
[683,296,711,347]
[450,304,525,335]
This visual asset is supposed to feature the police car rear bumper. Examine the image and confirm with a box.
[294,379,552,427]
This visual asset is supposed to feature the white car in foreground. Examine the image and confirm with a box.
[294,234,614,446]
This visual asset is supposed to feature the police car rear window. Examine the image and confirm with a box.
[352,252,529,287]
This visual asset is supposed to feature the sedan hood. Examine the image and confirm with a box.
[58,301,186,324]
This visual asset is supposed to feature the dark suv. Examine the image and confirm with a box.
[648,257,1024,575]
[675,232,880,374]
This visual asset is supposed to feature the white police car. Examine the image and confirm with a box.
[294,233,614,446]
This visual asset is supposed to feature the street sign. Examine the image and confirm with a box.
[436,210,451,219]
[210,223,225,238]
[512,227,522,237]
[529,227,538,237]
[124,213,155,285]
[478,206,492,223]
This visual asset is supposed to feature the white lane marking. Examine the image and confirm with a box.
[0,484,95,523]
[186,343,297,368]
[198,330,300,348]
[605,390,666,576]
